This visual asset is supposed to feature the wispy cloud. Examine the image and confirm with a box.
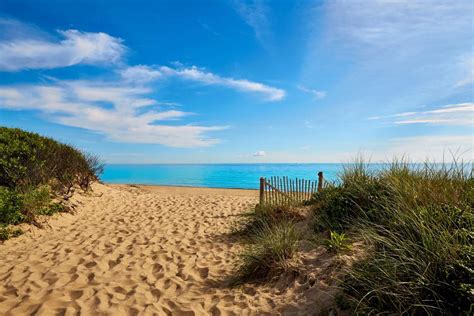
[315,0,473,93]
[325,1,472,51]
[370,102,474,126]
[253,150,266,157]
[0,19,125,71]
[232,0,272,50]
[455,55,474,87]
[120,64,285,101]
[0,80,226,147]
[120,65,162,83]
[380,135,473,162]
[298,85,326,99]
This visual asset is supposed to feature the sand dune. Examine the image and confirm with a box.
[0,184,337,315]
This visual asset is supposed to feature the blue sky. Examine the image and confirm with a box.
[0,0,472,163]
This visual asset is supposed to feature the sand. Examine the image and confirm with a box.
[0,183,342,315]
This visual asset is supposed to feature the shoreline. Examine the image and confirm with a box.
[108,183,259,197]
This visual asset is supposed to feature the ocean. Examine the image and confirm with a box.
[101,163,349,189]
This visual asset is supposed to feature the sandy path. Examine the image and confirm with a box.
[0,184,312,315]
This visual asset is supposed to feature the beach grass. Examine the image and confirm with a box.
[311,158,473,315]
[230,219,299,285]
[231,157,472,315]
[232,203,302,239]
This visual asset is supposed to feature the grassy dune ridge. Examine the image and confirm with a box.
[0,127,103,239]
[232,159,473,315]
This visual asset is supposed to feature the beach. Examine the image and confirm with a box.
[0,183,334,315]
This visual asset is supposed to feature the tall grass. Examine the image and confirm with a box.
[232,203,302,238]
[230,201,304,285]
[230,220,299,285]
[312,159,473,314]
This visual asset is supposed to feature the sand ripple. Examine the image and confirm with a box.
[0,184,312,315]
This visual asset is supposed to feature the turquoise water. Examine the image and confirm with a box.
[101,164,348,189]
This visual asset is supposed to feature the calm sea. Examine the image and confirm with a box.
[101,164,349,189]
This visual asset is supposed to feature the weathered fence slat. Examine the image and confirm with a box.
[258,172,324,205]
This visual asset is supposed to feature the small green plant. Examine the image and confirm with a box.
[230,220,299,285]
[324,231,351,252]
[21,185,51,213]
[0,225,23,241]
[36,202,65,216]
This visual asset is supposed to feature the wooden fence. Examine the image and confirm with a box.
[259,172,324,205]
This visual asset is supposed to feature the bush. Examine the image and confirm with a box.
[0,187,24,224]
[21,185,51,213]
[0,225,23,241]
[0,127,103,230]
[230,220,299,285]
[311,159,474,315]
[0,127,103,193]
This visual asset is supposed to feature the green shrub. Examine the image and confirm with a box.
[36,202,65,216]
[0,187,24,224]
[0,225,23,241]
[0,127,103,193]
[21,185,51,212]
[0,127,103,229]
[230,220,299,285]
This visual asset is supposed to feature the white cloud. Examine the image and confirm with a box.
[324,1,472,51]
[0,20,125,71]
[310,0,473,96]
[456,56,474,87]
[232,0,272,50]
[0,81,225,147]
[370,102,474,126]
[298,85,326,99]
[120,65,162,83]
[120,64,285,101]
[253,150,266,157]
[379,135,473,162]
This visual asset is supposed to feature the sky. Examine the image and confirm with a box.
[0,0,472,163]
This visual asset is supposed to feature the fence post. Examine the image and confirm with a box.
[317,172,324,192]
[259,177,265,205]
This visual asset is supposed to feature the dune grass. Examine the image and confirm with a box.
[311,159,473,315]
[230,219,299,285]
[232,203,302,239]
[230,201,304,285]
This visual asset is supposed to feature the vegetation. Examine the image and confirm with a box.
[0,127,103,238]
[230,199,306,285]
[232,203,302,238]
[312,159,473,315]
[231,158,472,315]
[230,219,299,285]
[0,127,103,194]
[0,225,23,241]
[323,231,351,252]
